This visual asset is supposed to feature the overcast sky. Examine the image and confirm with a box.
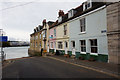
[0,0,87,42]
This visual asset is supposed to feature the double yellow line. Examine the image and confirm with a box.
[46,56,120,78]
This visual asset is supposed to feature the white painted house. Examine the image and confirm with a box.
[68,1,108,62]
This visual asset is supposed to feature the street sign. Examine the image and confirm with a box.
[0,36,8,42]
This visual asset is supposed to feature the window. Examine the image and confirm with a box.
[68,10,73,18]
[80,40,86,52]
[54,29,56,37]
[71,41,75,48]
[30,43,32,47]
[65,41,68,48]
[33,43,35,47]
[64,24,67,35]
[58,42,63,49]
[58,16,62,23]
[90,39,98,53]
[36,42,37,47]
[36,36,38,40]
[51,42,53,48]
[40,42,41,47]
[83,0,92,11]
[80,18,86,32]
[40,34,41,39]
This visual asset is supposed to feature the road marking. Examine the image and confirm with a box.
[46,56,120,79]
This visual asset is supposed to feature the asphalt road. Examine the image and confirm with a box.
[2,57,118,79]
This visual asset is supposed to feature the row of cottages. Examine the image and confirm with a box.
[49,1,108,62]
[29,20,54,55]
[29,1,120,64]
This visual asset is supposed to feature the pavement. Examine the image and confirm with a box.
[2,56,120,79]
[47,55,120,78]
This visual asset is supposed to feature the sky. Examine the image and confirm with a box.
[0,0,87,42]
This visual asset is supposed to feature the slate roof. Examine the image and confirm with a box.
[49,2,106,28]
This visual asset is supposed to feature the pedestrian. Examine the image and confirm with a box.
[41,48,43,56]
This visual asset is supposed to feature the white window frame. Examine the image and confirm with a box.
[80,18,86,33]
[54,29,56,37]
[90,39,98,54]
[40,34,41,39]
[83,0,92,11]
[80,40,86,53]
[71,41,75,48]
[51,42,53,48]
[58,16,62,23]
[64,24,67,35]
[65,41,68,48]
[58,42,63,49]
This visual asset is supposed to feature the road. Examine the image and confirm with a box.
[2,57,118,79]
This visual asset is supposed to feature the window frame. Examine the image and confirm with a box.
[36,42,37,47]
[64,24,67,35]
[80,18,86,33]
[90,39,98,53]
[54,29,56,37]
[58,42,63,49]
[71,41,75,48]
[51,42,53,48]
[39,34,41,39]
[80,40,86,53]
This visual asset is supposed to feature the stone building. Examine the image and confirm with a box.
[107,2,120,64]
[28,20,54,55]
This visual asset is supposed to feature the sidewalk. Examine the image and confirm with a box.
[47,55,120,78]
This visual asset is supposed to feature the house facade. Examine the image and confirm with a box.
[68,2,108,62]
[55,10,70,55]
[29,1,120,64]
[28,20,54,55]
[49,21,57,53]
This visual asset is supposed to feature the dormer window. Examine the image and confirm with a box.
[68,9,76,18]
[58,16,62,23]
[83,0,92,11]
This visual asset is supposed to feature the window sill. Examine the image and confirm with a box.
[90,53,98,56]
[81,52,86,54]
[78,32,86,35]
[63,35,68,37]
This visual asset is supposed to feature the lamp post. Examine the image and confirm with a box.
[0,29,4,62]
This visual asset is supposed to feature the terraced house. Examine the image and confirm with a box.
[49,21,58,53]
[29,1,120,64]
[49,10,70,55]
[29,20,54,55]
[48,1,108,62]
[68,1,108,62]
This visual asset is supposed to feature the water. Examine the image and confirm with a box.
[3,46,29,60]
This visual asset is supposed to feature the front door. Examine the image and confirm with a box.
[64,41,68,54]
[71,41,75,55]
[54,42,56,52]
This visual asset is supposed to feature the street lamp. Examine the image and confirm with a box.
[0,29,5,62]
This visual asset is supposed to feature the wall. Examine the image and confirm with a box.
[69,7,108,55]
[56,22,70,50]
[107,2,120,64]
[49,27,56,49]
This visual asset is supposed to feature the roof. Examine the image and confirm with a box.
[49,2,106,28]
[30,21,54,36]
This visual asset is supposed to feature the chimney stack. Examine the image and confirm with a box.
[58,10,64,17]
[43,19,46,26]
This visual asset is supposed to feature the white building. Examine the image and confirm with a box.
[68,1,108,62]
